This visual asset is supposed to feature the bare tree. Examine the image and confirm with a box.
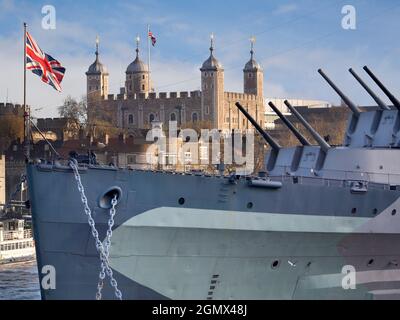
[58,95,87,127]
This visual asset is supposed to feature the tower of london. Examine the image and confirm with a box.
[86,35,266,132]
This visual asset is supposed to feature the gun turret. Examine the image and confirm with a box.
[318,69,361,117]
[363,66,400,110]
[284,100,331,153]
[349,68,390,110]
[235,102,281,151]
[268,101,311,146]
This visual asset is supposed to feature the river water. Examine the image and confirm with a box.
[0,260,41,300]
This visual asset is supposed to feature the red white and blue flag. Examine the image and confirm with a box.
[148,30,157,46]
[25,31,66,92]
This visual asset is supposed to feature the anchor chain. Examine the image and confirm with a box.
[68,159,122,300]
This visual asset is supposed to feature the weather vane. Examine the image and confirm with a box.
[250,36,256,50]
[95,35,99,55]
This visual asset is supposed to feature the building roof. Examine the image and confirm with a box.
[243,50,262,71]
[200,45,222,71]
[86,52,108,75]
[126,48,148,73]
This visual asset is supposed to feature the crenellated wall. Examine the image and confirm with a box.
[105,90,202,101]
[0,103,25,117]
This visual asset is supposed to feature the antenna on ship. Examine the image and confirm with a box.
[284,100,331,153]
[318,69,361,117]
[348,68,390,110]
[363,66,400,111]
[268,101,311,146]
[235,102,281,151]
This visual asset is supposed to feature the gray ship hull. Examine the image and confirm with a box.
[27,163,400,300]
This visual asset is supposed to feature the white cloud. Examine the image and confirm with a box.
[273,4,298,15]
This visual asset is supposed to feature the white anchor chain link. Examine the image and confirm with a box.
[69,159,122,300]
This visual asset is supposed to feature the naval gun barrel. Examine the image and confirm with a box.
[284,100,331,153]
[349,68,390,110]
[318,69,361,117]
[235,102,281,151]
[363,66,400,110]
[268,101,311,146]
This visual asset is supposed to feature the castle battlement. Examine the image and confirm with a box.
[36,118,71,129]
[0,102,26,117]
[105,90,202,101]
[224,92,258,101]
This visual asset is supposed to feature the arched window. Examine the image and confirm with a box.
[142,75,145,80]
[142,84,145,90]
[192,112,198,122]
[170,113,176,121]
[149,113,155,123]
[128,114,134,124]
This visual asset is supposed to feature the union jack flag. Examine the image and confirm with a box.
[148,30,156,46]
[26,31,66,92]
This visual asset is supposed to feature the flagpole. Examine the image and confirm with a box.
[147,24,151,92]
[23,22,30,161]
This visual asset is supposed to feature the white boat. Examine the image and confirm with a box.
[0,218,35,264]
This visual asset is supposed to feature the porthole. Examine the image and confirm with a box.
[178,197,185,205]
[247,202,253,209]
[392,209,397,216]
[367,259,374,266]
[351,208,357,214]
[271,260,280,269]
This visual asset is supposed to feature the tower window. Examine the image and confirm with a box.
[204,72,208,77]
[170,113,176,121]
[142,75,145,80]
[192,112,198,122]
[89,86,92,91]
[142,84,145,90]
[128,114,134,124]
[149,113,155,123]
[205,105,210,115]
[211,72,214,76]
[248,73,252,78]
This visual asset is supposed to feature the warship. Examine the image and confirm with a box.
[27,66,400,300]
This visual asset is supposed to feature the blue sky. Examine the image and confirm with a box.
[1,0,400,117]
